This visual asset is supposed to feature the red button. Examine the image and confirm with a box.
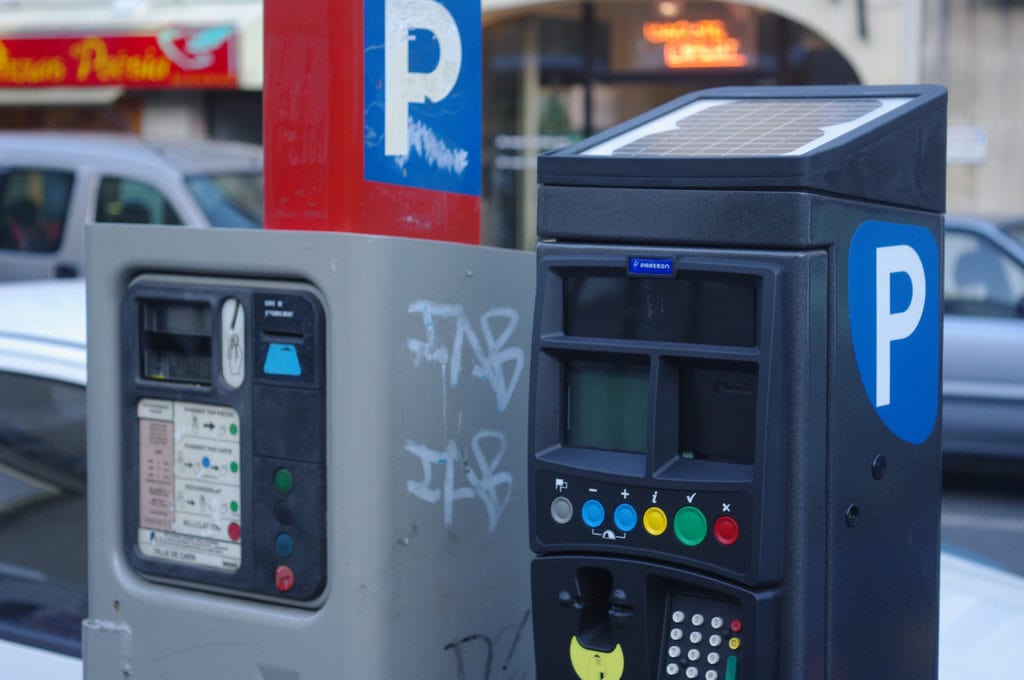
[228,522,241,541]
[714,516,739,545]
[730,619,743,633]
[275,565,295,592]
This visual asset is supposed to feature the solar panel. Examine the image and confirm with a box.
[582,96,913,158]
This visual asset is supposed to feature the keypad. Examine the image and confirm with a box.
[660,594,744,680]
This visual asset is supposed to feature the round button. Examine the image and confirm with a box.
[709,634,723,647]
[728,637,742,651]
[674,506,708,546]
[714,516,740,545]
[274,468,294,494]
[705,671,718,680]
[644,507,668,536]
[689,631,702,644]
[670,627,683,641]
[687,648,700,662]
[581,499,605,528]
[666,663,680,677]
[227,522,241,541]
[668,645,681,658]
[274,501,295,525]
[691,613,705,626]
[275,533,294,559]
[707,652,720,665]
[711,616,724,630]
[730,619,743,633]
[551,496,574,524]
[686,667,699,679]
[672,610,685,623]
[275,565,295,592]
[613,503,638,532]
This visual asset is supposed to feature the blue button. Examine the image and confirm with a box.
[264,343,302,376]
[275,533,294,559]
[614,503,638,532]
[581,499,605,528]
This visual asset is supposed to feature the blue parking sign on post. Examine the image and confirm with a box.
[364,0,481,197]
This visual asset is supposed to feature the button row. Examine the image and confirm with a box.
[273,466,296,592]
[665,656,739,679]
[552,497,740,547]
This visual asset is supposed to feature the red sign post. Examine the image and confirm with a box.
[262,0,480,243]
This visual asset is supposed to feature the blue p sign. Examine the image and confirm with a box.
[848,221,940,444]
[364,0,481,197]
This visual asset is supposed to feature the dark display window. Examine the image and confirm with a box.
[564,270,758,346]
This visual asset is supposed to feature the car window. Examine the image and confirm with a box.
[945,230,1024,317]
[96,177,184,226]
[0,169,73,253]
[0,371,86,657]
[185,173,263,229]
[1005,223,1024,249]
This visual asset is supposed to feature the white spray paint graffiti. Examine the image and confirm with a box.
[395,118,470,176]
[404,301,524,532]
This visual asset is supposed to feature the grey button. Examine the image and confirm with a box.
[551,496,574,524]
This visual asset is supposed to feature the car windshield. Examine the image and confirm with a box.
[185,173,263,229]
[0,371,86,657]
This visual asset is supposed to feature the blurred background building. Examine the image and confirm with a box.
[0,0,1020,248]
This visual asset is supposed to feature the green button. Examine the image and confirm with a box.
[274,468,294,494]
[726,655,738,680]
[674,506,707,546]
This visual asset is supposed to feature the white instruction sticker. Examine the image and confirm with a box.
[138,399,242,572]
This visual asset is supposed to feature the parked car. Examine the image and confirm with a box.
[0,278,85,677]
[942,215,1024,473]
[0,131,262,281]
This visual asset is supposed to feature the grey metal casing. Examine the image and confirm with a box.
[85,224,536,679]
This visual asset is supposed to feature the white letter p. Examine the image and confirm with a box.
[384,0,462,157]
[875,245,926,407]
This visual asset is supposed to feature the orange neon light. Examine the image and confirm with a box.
[643,19,748,69]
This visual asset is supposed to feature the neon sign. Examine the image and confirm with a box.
[643,19,748,69]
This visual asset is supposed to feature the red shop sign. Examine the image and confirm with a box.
[0,27,237,88]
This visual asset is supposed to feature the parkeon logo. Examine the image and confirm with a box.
[848,221,940,444]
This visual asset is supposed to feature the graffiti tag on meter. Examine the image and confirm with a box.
[403,300,525,533]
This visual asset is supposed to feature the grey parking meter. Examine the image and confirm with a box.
[84,225,536,678]
[527,85,946,680]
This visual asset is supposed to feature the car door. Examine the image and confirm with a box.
[943,226,1024,462]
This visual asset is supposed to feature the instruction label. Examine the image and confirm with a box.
[137,398,242,572]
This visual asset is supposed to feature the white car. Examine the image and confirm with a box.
[0,279,85,678]
[0,131,262,281]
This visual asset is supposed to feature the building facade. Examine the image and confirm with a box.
[0,0,1020,247]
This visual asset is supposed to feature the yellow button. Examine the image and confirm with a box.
[643,507,668,536]
[728,637,741,651]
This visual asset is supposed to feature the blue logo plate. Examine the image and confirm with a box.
[629,257,675,276]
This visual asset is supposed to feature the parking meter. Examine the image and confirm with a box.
[528,86,946,680]
[84,225,536,678]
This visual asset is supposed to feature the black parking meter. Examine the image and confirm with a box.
[528,85,946,680]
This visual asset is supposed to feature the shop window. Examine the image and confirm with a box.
[95,177,183,226]
[0,169,73,253]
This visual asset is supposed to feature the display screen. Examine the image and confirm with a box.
[564,271,758,346]
[680,362,757,464]
[566,360,649,453]
[141,301,213,385]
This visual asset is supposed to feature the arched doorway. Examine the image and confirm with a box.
[482,1,860,248]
